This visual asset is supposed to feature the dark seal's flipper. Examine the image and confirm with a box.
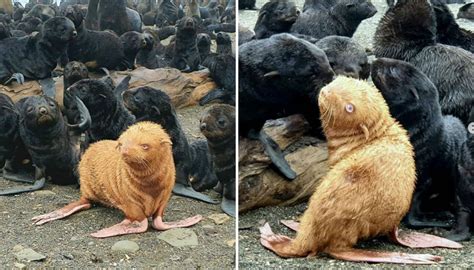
[173,183,219,204]
[199,88,227,106]
[2,159,35,184]
[65,95,92,135]
[0,177,45,196]
[4,73,25,85]
[39,77,56,99]
[221,197,235,217]
[255,129,297,180]
[114,75,131,101]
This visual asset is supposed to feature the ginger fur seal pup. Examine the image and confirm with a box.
[32,122,202,238]
[260,77,462,264]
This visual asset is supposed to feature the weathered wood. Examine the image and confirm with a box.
[0,67,217,108]
[0,0,13,14]
[239,114,329,213]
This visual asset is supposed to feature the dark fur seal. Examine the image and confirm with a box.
[171,16,201,72]
[238,24,255,45]
[200,104,235,216]
[155,0,180,27]
[26,4,56,22]
[200,32,235,105]
[16,15,42,34]
[135,31,168,69]
[291,0,377,39]
[0,22,11,40]
[0,17,77,85]
[65,4,125,70]
[66,78,136,144]
[239,33,334,179]
[371,58,467,229]
[432,1,473,53]
[374,0,474,125]
[458,3,474,20]
[0,93,20,172]
[98,0,142,35]
[122,86,219,204]
[63,61,88,90]
[239,0,256,10]
[254,0,299,39]
[197,33,211,62]
[315,35,369,79]
[120,31,147,69]
[17,94,90,187]
[448,109,474,241]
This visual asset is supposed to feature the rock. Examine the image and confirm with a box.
[14,248,46,262]
[226,239,236,247]
[202,225,217,235]
[32,190,56,196]
[14,263,26,269]
[111,240,139,252]
[208,213,231,225]
[12,245,24,252]
[157,228,198,247]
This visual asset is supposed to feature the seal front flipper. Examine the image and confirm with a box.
[390,227,462,249]
[39,77,56,99]
[0,166,46,195]
[444,195,471,242]
[32,197,92,225]
[327,249,443,265]
[221,197,235,217]
[4,73,25,85]
[172,183,219,204]
[257,129,297,180]
[90,219,148,238]
[259,223,310,258]
[114,75,131,102]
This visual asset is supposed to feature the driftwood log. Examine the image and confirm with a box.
[0,67,216,108]
[239,114,329,213]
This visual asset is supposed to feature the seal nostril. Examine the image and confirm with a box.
[72,31,77,37]
[39,107,47,115]
[200,123,207,131]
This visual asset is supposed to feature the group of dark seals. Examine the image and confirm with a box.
[239,0,474,262]
[0,0,237,216]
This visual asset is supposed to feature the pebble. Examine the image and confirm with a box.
[157,228,198,247]
[111,240,140,252]
[14,248,46,262]
[208,213,231,225]
[14,263,26,269]
[202,225,217,235]
[32,190,56,196]
[226,239,236,247]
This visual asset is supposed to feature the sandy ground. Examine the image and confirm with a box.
[0,105,236,269]
[239,0,474,269]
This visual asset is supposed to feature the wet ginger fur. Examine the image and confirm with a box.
[32,122,202,238]
[260,76,462,264]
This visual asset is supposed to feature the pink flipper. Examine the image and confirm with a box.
[280,220,300,232]
[328,249,443,264]
[259,223,311,258]
[152,215,202,231]
[90,219,148,238]
[390,227,463,249]
[32,199,91,225]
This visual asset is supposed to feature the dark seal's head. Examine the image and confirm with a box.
[197,33,211,50]
[67,78,117,118]
[64,61,88,85]
[374,0,436,60]
[315,36,369,79]
[64,4,86,29]
[120,31,147,53]
[318,76,392,138]
[142,31,155,50]
[200,104,235,143]
[216,32,232,54]
[176,16,197,33]
[371,58,442,124]
[17,95,63,130]
[123,86,176,126]
[255,0,300,34]
[458,3,474,20]
[41,16,77,44]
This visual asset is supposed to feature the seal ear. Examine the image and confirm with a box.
[360,124,370,141]
[160,137,172,145]
[409,87,420,100]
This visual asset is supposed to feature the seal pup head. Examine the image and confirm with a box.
[318,76,392,140]
[17,95,63,130]
[371,57,442,121]
[200,104,235,143]
[42,17,77,44]
[117,121,172,168]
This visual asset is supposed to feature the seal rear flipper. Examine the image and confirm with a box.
[4,73,25,85]
[172,183,219,204]
[0,177,45,196]
[199,88,227,106]
[39,77,56,99]
[327,249,443,265]
[221,197,235,217]
[390,227,463,249]
[258,129,297,180]
[280,220,300,232]
[403,211,452,229]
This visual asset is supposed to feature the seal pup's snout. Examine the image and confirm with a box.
[39,106,48,115]
[200,122,207,131]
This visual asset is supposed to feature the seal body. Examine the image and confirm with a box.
[79,122,175,220]
[373,0,474,125]
[254,0,299,39]
[269,77,416,256]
